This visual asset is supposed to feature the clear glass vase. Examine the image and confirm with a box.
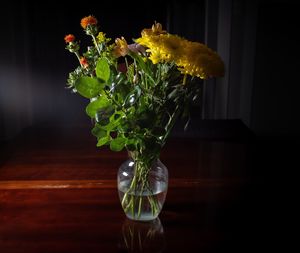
[117,157,168,221]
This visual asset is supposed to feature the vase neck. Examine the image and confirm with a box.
[128,150,160,164]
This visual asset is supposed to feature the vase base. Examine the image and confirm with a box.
[125,213,159,222]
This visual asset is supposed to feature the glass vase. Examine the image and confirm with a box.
[117,157,168,221]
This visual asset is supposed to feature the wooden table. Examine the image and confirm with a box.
[0,123,267,252]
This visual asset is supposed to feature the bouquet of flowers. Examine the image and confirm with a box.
[65,15,224,220]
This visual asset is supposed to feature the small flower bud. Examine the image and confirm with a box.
[64,34,75,43]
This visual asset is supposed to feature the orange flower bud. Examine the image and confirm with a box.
[80,15,98,29]
[80,57,89,68]
[64,34,75,43]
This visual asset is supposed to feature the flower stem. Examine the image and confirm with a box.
[162,104,181,145]
[121,157,161,220]
[183,74,187,85]
[92,35,101,55]
[74,52,83,67]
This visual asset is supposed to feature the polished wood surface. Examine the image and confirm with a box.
[0,125,252,180]
[0,124,266,252]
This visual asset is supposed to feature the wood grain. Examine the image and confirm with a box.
[0,125,261,253]
[0,178,248,189]
[0,127,251,181]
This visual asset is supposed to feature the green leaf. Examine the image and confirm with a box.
[91,124,107,138]
[86,96,110,118]
[125,138,138,151]
[75,77,104,98]
[110,137,126,151]
[102,111,123,132]
[129,51,149,74]
[97,136,110,147]
[124,85,141,106]
[96,58,110,82]
[114,113,121,120]
[95,106,114,126]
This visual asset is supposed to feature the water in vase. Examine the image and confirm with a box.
[118,181,168,221]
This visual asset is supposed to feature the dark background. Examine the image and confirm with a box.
[0,0,170,139]
[0,0,298,251]
[1,0,300,140]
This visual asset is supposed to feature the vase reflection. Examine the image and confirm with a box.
[119,217,165,253]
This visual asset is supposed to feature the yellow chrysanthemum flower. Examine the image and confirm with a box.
[136,33,185,64]
[148,48,163,64]
[159,34,185,61]
[136,23,224,79]
[177,41,224,78]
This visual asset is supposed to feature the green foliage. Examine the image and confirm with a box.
[64,17,225,220]
[96,58,110,82]
[86,96,110,118]
[97,136,110,147]
[75,77,105,98]
[110,137,127,151]
[65,26,203,158]
[91,124,106,138]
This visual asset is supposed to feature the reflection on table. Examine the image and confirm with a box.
[119,218,165,253]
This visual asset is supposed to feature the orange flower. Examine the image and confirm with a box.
[80,15,98,29]
[80,57,89,68]
[64,34,75,43]
[141,22,166,37]
[113,37,129,57]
